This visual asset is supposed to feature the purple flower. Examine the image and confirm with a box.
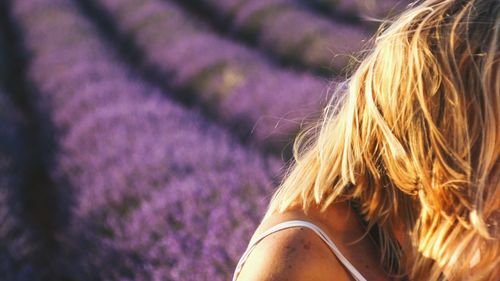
[0,93,39,281]
[101,173,274,280]
[312,0,411,21]
[91,0,330,148]
[221,67,329,145]
[257,9,369,69]
[0,191,39,281]
[12,0,284,280]
[196,0,370,71]
[159,34,263,87]
[233,0,291,30]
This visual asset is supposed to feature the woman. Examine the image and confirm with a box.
[233,0,499,280]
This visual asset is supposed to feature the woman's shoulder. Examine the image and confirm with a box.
[236,221,353,281]
[235,208,354,281]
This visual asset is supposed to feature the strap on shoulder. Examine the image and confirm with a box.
[232,219,367,281]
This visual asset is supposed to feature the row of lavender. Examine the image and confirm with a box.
[85,0,412,151]
[11,0,284,280]
[0,92,38,280]
[0,22,37,281]
[308,0,412,21]
[178,0,371,72]
[84,0,331,152]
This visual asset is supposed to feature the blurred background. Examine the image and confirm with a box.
[0,0,411,280]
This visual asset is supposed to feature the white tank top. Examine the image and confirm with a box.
[232,220,367,281]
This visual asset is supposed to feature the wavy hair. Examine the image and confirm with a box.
[264,0,499,280]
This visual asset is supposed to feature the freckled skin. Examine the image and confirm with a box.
[236,202,392,281]
[237,224,354,281]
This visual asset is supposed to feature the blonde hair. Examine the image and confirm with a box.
[265,0,500,280]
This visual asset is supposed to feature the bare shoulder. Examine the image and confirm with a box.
[236,225,353,281]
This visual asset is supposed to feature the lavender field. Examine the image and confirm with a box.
[0,0,410,280]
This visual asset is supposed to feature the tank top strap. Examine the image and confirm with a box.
[232,220,367,281]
